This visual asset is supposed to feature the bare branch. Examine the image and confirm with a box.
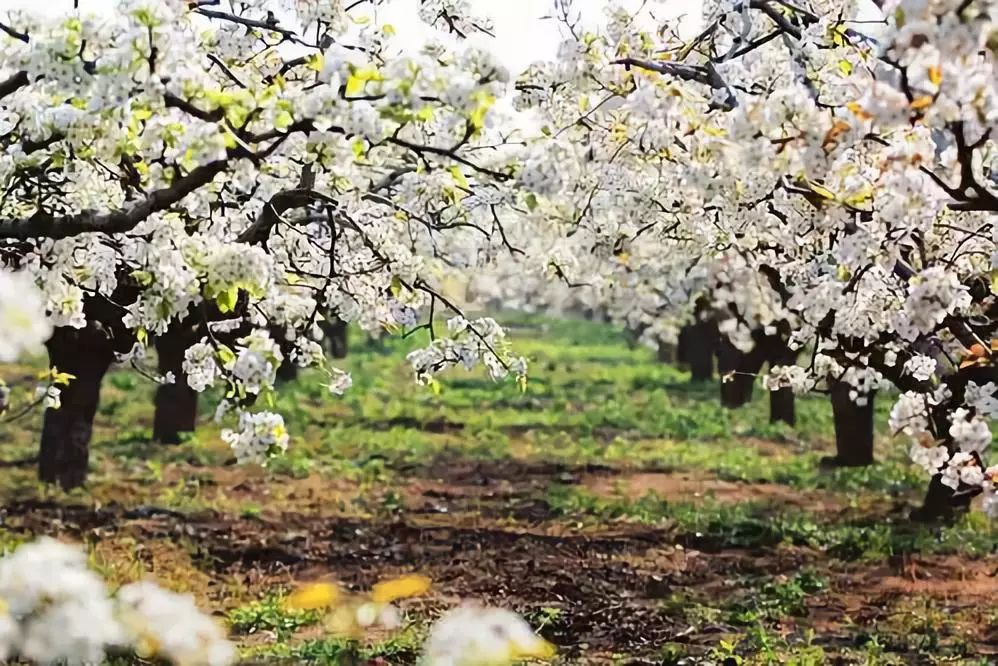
[0,70,28,100]
[0,160,228,240]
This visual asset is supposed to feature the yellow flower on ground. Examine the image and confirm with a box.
[371,574,432,603]
[283,582,341,611]
[285,574,432,639]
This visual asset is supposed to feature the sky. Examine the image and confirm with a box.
[1,0,705,76]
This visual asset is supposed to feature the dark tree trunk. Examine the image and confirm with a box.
[768,338,797,426]
[912,408,975,523]
[277,357,299,383]
[716,340,750,406]
[683,321,715,382]
[153,329,198,445]
[323,316,348,359]
[675,325,690,368]
[769,388,796,426]
[270,326,299,383]
[39,325,114,490]
[717,338,767,408]
[827,380,875,467]
[912,474,974,523]
[656,341,675,364]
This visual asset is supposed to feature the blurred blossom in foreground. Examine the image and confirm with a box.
[0,537,234,666]
[0,269,51,363]
[421,604,556,666]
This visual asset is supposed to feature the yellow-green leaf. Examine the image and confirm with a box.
[448,166,469,189]
[352,138,366,159]
[217,345,236,366]
[807,180,836,200]
[345,75,365,96]
[216,286,239,313]
[306,53,324,72]
[274,109,293,131]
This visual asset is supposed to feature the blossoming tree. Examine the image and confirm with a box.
[0,0,526,489]
[512,0,997,518]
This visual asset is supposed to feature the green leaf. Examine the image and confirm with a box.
[274,109,293,131]
[352,138,366,159]
[218,345,236,366]
[390,275,403,297]
[448,166,469,189]
[525,193,538,211]
[216,287,239,313]
[306,53,324,72]
[131,270,153,286]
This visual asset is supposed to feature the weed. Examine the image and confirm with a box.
[228,594,321,640]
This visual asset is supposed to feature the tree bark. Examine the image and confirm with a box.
[153,328,198,444]
[656,340,675,364]
[912,474,974,523]
[717,338,767,408]
[716,340,749,406]
[675,325,690,368]
[39,325,115,490]
[768,338,797,426]
[827,380,875,467]
[769,387,796,426]
[270,326,299,383]
[322,316,348,359]
[683,321,715,382]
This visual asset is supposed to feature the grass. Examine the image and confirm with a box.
[0,312,994,664]
[543,484,998,558]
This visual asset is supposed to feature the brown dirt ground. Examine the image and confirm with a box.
[1,457,996,663]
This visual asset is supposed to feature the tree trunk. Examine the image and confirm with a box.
[153,329,198,445]
[769,388,796,426]
[717,339,767,408]
[828,381,875,467]
[39,325,114,490]
[716,341,749,406]
[324,316,348,359]
[911,474,974,523]
[768,338,797,426]
[675,325,690,368]
[683,321,715,382]
[270,326,299,383]
[277,357,299,383]
[656,341,675,364]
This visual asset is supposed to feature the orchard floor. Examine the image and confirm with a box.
[1,316,996,665]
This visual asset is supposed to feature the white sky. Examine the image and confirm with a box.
[1,0,705,75]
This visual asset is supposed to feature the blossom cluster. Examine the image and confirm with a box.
[0,0,526,461]
[496,0,998,514]
[0,537,233,665]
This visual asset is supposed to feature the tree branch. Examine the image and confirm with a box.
[0,70,28,100]
[0,159,228,240]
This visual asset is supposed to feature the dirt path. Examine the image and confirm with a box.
[3,457,996,663]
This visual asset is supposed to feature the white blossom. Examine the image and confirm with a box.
[948,408,992,454]
[221,410,290,464]
[421,604,555,666]
[0,270,51,362]
[902,355,936,382]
